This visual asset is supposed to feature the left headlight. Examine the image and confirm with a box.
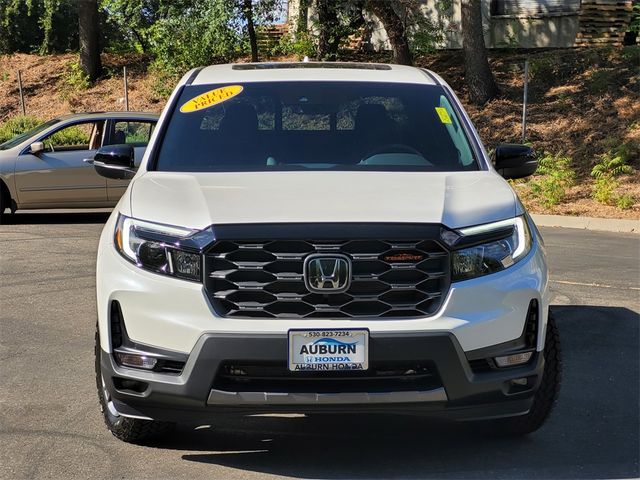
[452,215,532,282]
[114,214,202,282]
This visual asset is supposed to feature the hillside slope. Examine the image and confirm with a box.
[1,48,638,219]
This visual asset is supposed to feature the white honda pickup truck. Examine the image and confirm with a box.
[91,62,561,443]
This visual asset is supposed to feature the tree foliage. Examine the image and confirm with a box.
[0,0,78,54]
[147,0,243,74]
[0,0,482,86]
[315,0,365,61]
[311,0,448,64]
[101,0,280,68]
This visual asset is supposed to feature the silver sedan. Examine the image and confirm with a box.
[0,112,158,222]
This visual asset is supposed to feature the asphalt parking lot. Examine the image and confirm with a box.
[1,212,638,480]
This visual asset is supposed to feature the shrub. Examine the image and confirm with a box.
[613,141,640,164]
[591,151,635,207]
[271,32,316,58]
[616,194,635,210]
[592,176,617,205]
[591,152,634,180]
[621,45,639,62]
[528,152,576,207]
[0,115,43,143]
[409,25,445,56]
[529,54,559,80]
[65,61,91,90]
[147,61,179,101]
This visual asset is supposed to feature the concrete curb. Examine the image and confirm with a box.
[532,214,640,234]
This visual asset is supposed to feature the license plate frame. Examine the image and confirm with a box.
[287,328,369,372]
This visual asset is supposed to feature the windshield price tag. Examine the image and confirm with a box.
[435,107,452,124]
[180,85,244,113]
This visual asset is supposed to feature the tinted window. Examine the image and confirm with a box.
[155,82,478,172]
[107,121,155,146]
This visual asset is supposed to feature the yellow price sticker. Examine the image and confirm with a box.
[435,107,452,124]
[180,85,244,113]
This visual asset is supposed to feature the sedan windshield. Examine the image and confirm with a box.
[0,119,59,150]
[154,82,478,172]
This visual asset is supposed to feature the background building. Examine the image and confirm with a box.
[286,0,636,49]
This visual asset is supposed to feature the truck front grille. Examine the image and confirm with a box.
[204,238,450,319]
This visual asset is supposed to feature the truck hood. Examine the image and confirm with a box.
[129,171,518,231]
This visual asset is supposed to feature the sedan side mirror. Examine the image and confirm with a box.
[86,144,136,180]
[493,144,537,180]
[30,141,44,155]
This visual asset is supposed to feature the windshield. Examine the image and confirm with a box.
[0,119,59,150]
[155,82,478,172]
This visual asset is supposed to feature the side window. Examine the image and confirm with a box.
[490,0,580,15]
[108,121,155,146]
[438,95,474,167]
[41,121,100,151]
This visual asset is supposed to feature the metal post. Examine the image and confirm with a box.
[522,59,529,144]
[123,66,129,111]
[17,70,26,115]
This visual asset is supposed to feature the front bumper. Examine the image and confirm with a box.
[96,214,549,421]
[101,331,544,423]
[96,224,550,355]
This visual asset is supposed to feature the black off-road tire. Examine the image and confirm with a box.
[95,325,175,443]
[492,312,562,435]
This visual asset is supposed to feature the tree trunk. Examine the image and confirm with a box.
[78,0,101,82]
[367,1,412,66]
[461,0,498,105]
[243,0,259,62]
[316,0,341,60]
[297,0,309,34]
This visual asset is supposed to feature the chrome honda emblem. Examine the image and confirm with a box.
[304,254,351,293]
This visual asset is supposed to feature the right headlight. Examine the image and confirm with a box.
[114,214,202,282]
[452,215,532,281]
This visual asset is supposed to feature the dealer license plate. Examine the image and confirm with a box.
[288,329,369,372]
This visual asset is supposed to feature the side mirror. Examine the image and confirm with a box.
[30,141,44,155]
[493,144,537,179]
[86,144,136,180]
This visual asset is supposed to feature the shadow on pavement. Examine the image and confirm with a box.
[139,305,639,479]
[3,211,110,225]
